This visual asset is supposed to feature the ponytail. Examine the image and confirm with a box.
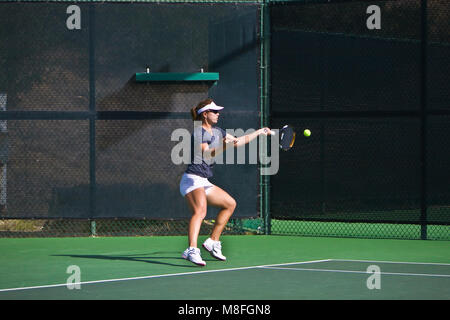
[190,106,199,121]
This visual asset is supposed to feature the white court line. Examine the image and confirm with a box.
[258,266,450,278]
[0,259,331,293]
[330,259,450,266]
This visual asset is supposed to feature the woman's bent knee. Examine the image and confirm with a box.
[228,198,237,211]
[192,208,207,220]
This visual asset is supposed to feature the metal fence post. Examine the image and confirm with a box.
[260,0,271,235]
[89,4,97,230]
[420,0,428,240]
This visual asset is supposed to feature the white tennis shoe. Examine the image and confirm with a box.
[182,247,206,266]
[202,238,226,261]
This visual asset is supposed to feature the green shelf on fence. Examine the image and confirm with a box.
[135,72,219,84]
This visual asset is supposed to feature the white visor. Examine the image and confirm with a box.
[197,101,224,115]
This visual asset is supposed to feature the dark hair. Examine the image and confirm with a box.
[191,98,214,121]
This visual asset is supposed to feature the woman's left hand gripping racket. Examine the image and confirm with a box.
[264,125,296,151]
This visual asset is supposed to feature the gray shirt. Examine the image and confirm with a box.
[185,126,227,178]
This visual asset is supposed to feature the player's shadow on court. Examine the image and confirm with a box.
[52,252,206,268]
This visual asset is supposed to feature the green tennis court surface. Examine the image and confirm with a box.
[0,235,449,300]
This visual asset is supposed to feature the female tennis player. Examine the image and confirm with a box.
[180,98,273,266]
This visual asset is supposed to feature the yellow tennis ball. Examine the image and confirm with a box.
[304,129,311,137]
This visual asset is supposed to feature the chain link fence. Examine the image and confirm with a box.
[0,0,449,240]
[269,0,450,240]
[0,0,263,237]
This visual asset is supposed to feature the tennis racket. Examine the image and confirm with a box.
[265,125,296,151]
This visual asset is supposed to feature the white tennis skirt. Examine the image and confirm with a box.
[179,173,215,197]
